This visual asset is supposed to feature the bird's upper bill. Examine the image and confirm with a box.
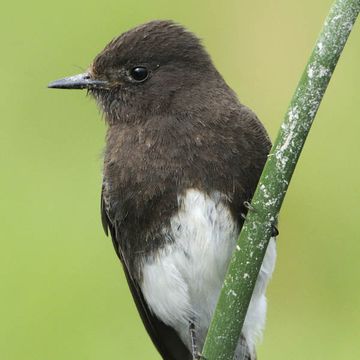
[48,72,108,90]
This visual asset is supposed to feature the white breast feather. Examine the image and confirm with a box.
[140,189,276,356]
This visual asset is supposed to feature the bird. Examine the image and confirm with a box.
[48,20,277,360]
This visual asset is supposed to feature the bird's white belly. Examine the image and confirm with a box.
[140,189,276,356]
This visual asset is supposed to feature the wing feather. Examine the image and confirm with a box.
[101,187,191,360]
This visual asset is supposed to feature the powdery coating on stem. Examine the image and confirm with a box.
[202,1,360,359]
[260,0,360,219]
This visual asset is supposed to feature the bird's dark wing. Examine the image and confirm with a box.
[101,187,191,360]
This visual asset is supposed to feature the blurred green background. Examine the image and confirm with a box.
[1,0,359,359]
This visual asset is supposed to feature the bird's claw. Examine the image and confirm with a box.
[194,352,207,360]
[271,224,279,237]
[243,201,256,212]
[243,201,279,237]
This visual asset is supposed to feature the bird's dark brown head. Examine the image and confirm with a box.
[49,20,220,123]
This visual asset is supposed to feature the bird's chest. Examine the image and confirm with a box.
[103,124,184,224]
[140,189,239,349]
[103,128,182,263]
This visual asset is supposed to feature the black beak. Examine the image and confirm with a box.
[48,73,108,90]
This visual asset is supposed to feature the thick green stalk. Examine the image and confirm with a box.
[201,0,360,359]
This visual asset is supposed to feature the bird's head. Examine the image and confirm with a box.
[49,20,219,123]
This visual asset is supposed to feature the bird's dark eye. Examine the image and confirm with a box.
[130,67,149,82]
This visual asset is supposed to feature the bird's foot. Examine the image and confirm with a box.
[194,352,207,360]
[271,224,279,237]
[243,201,279,237]
[189,321,206,360]
[243,200,256,212]
[189,321,198,359]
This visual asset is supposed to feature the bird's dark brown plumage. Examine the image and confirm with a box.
[95,21,270,360]
[50,20,271,360]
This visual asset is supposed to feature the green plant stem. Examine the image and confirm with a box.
[201,0,360,359]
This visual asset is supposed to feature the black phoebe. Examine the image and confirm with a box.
[49,20,276,360]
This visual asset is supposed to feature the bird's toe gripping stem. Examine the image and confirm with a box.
[241,201,279,237]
